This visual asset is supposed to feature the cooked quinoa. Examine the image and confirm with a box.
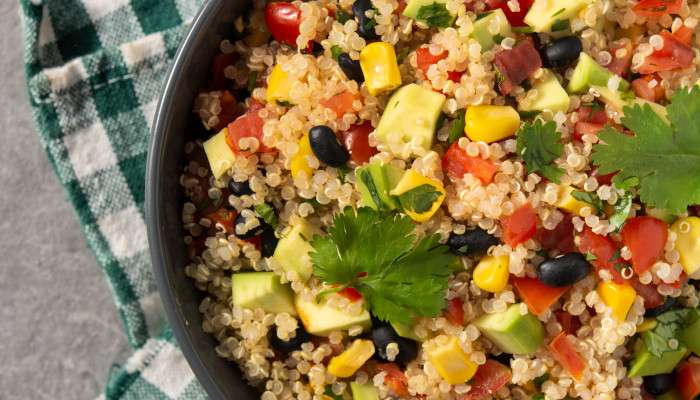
[181,0,700,398]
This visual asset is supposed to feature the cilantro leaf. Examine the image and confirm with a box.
[642,308,698,357]
[516,120,564,182]
[247,71,259,92]
[415,3,454,28]
[255,203,278,228]
[336,9,352,24]
[310,207,454,325]
[398,184,441,213]
[447,110,466,144]
[609,191,632,232]
[330,45,343,61]
[592,87,700,213]
[571,190,604,213]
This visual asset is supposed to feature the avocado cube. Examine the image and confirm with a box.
[680,317,700,356]
[356,162,404,211]
[272,219,323,282]
[627,342,687,377]
[350,382,380,400]
[474,303,544,355]
[391,321,423,341]
[295,295,371,336]
[203,128,236,179]
[524,0,593,33]
[568,53,629,94]
[471,9,513,51]
[232,272,297,315]
[519,71,570,113]
[403,0,455,25]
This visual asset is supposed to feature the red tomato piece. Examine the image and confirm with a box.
[578,227,625,283]
[210,53,238,90]
[338,287,363,302]
[631,75,666,102]
[342,122,378,165]
[630,278,664,310]
[638,30,694,74]
[214,90,244,132]
[512,276,569,316]
[578,105,609,125]
[549,332,586,381]
[415,47,448,74]
[502,203,538,247]
[226,104,275,155]
[620,216,668,275]
[442,142,498,185]
[573,121,605,141]
[537,215,576,254]
[265,2,302,47]
[494,37,542,95]
[677,359,700,400]
[669,272,689,289]
[592,169,616,186]
[444,298,464,326]
[555,310,582,335]
[607,40,633,77]
[633,0,683,17]
[485,0,534,27]
[447,70,464,82]
[674,26,694,46]
[376,363,409,397]
[207,208,237,233]
[461,360,512,400]
[321,91,358,118]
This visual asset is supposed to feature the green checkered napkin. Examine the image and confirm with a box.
[20,0,209,398]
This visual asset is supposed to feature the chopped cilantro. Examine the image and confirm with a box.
[396,47,411,64]
[276,100,294,107]
[592,87,700,213]
[572,190,604,214]
[642,308,700,357]
[247,70,259,92]
[551,19,570,31]
[512,26,534,34]
[336,9,353,24]
[398,184,442,213]
[609,191,633,232]
[323,386,343,400]
[447,110,466,144]
[255,203,278,229]
[416,2,454,28]
[336,165,352,183]
[310,207,455,325]
[518,110,540,119]
[585,252,598,262]
[331,45,343,60]
[532,395,545,400]
[516,120,564,183]
[534,373,549,388]
[551,8,566,17]
[304,199,322,208]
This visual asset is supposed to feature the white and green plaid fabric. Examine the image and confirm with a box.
[20,0,209,398]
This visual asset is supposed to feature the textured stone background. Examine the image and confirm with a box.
[0,2,130,399]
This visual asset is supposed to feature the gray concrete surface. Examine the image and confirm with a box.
[0,2,131,399]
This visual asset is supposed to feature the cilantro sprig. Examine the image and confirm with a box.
[310,207,455,325]
[516,120,564,183]
[415,2,454,28]
[642,308,699,357]
[592,87,700,213]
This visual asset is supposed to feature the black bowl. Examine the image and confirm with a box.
[145,0,257,398]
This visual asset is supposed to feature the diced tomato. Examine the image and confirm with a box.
[677,359,700,400]
[485,0,535,27]
[537,215,576,254]
[444,298,464,326]
[213,90,244,132]
[549,332,586,381]
[321,91,358,118]
[578,227,625,283]
[674,26,694,46]
[631,75,666,102]
[555,310,582,335]
[494,38,542,95]
[342,122,378,165]
[577,106,609,125]
[226,103,275,155]
[512,276,569,315]
[592,169,616,186]
[447,70,464,82]
[338,287,363,302]
[395,0,407,15]
[607,40,633,77]
[416,47,448,74]
[502,203,538,248]
[376,363,409,397]
[207,208,237,233]
[620,216,668,275]
[573,121,605,141]
[638,30,694,74]
[669,272,689,289]
[633,0,683,17]
[265,2,302,47]
[210,53,238,90]
[630,278,664,310]
[461,360,512,400]
[442,142,498,185]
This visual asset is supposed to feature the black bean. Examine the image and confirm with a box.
[536,252,591,287]
[234,211,267,239]
[541,36,583,68]
[645,297,678,318]
[228,179,253,196]
[491,352,513,366]
[447,228,499,256]
[643,373,675,396]
[268,325,311,354]
[308,125,349,167]
[352,0,379,40]
[338,53,365,83]
[370,324,418,365]
[310,41,324,56]
[261,227,279,257]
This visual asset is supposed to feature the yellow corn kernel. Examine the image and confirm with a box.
[465,105,520,143]
[266,64,294,103]
[637,318,658,333]
[597,281,636,321]
[671,217,700,275]
[473,255,510,293]
[389,170,446,222]
[427,337,478,384]
[290,134,313,180]
[359,42,402,96]
[203,128,236,179]
[555,186,590,216]
[327,339,375,378]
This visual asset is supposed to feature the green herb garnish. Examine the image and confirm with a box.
[516,120,564,183]
[247,70,259,92]
[255,203,278,228]
[642,308,700,357]
[331,45,344,60]
[336,9,353,24]
[609,191,633,232]
[447,110,466,144]
[398,184,442,213]
[276,100,294,107]
[415,2,454,28]
[572,190,604,214]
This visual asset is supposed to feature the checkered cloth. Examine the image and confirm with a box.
[19,0,209,398]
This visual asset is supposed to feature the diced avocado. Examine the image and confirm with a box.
[471,9,513,51]
[356,162,404,211]
[403,0,455,24]
[350,382,380,400]
[680,316,700,356]
[375,84,446,156]
[627,342,687,377]
[593,86,629,112]
[474,303,544,355]
[518,71,570,113]
[203,128,236,179]
[272,218,323,282]
[524,0,592,33]
[391,321,423,341]
[232,272,297,315]
[568,53,630,94]
[294,294,372,336]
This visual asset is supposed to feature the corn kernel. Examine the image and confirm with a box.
[597,281,636,321]
[266,64,294,103]
[555,186,590,216]
[359,42,402,96]
[427,337,478,384]
[473,255,510,293]
[203,128,236,179]
[637,318,658,333]
[290,134,313,179]
[389,170,446,222]
[671,217,700,275]
[465,105,520,143]
[328,339,375,377]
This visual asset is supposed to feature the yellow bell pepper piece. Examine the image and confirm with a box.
[637,318,658,333]
[473,255,510,293]
[555,186,590,216]
[465,105,520,143]
[389,170,446,222]
[203,128,236,179]
[427,337,478,384]
[597,281,636,321]
[359,42,402,96]
[266,64,294,103]
[671,217,700,275]
[290,134,314,180]
[327,339,375,378]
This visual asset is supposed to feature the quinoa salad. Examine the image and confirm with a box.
[181,0,700,398]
